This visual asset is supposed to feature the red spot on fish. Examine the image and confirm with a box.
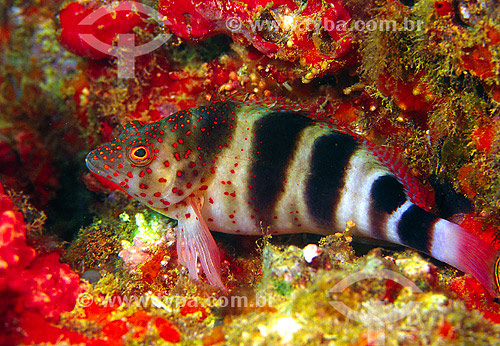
[139,171,145,177]
[148,201,153,205]
[187,183,192,188]
[208,218,213,222]
[176,171,183,177]
[159,178,167,183]
[199,185,208,190]
[229,214,234,219]
[140,193,146,197]
[185,213,190,218]
[174,153,181,161]
[140,183,148,189]
[164,161,170,167]
[127,172,133,178]
[113,172,119,177]
[146,168,152,173]
[154,192,161,197]
[230,191,236,197]
[172,188,177,193]
[209,197,214,204]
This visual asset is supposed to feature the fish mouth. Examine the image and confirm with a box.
[85,151,102,175]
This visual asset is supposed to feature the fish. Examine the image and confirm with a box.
[86,98,500,297]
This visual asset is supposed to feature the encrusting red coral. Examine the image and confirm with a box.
[155,317,181,343]
[59,0,356,84]
[59,1,151,60]
[158,0,355,79]
[0,183,83,345]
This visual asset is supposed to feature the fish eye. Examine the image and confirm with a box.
[128,145,152,166]
[494,255,500,296]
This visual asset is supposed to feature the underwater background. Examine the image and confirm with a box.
[1,0,500,344]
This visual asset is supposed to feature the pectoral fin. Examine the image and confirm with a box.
[176,195,225,290]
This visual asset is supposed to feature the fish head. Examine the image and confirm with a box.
[85,120,187,209]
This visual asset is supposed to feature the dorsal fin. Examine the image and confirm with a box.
[229,96,436,211]
[236,96,319,118]
[360,137,435,211]
[327,125,435,211]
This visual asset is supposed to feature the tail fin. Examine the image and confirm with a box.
[429,218,500,298]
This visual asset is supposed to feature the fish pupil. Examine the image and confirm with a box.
[134,148,146,157]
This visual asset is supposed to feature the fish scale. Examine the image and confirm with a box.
[86,98,500,297]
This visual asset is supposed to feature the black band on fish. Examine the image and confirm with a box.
[192,101,238,162]
[306,132,359,227]
[396,204,438,253]
[249,111,314,226]
[370,175,407,239]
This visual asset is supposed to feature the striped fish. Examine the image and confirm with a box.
[86,98,500,296]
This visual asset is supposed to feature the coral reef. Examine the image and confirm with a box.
[0,184,83,345]
[355,0,500,224]
[1,0,500,344]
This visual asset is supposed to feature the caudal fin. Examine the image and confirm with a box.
[382,200,499,298]
[429,218,499,298]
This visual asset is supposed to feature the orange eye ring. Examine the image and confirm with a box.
[128,145,152,166]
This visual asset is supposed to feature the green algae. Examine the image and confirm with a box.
[223,241,500,346]
[353,0,500,227]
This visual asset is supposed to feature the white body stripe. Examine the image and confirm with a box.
[201,106,275,235]
[335,148,392,235]
[274,126,327,233]
[429,219,460,266]
[384,200,413,244]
